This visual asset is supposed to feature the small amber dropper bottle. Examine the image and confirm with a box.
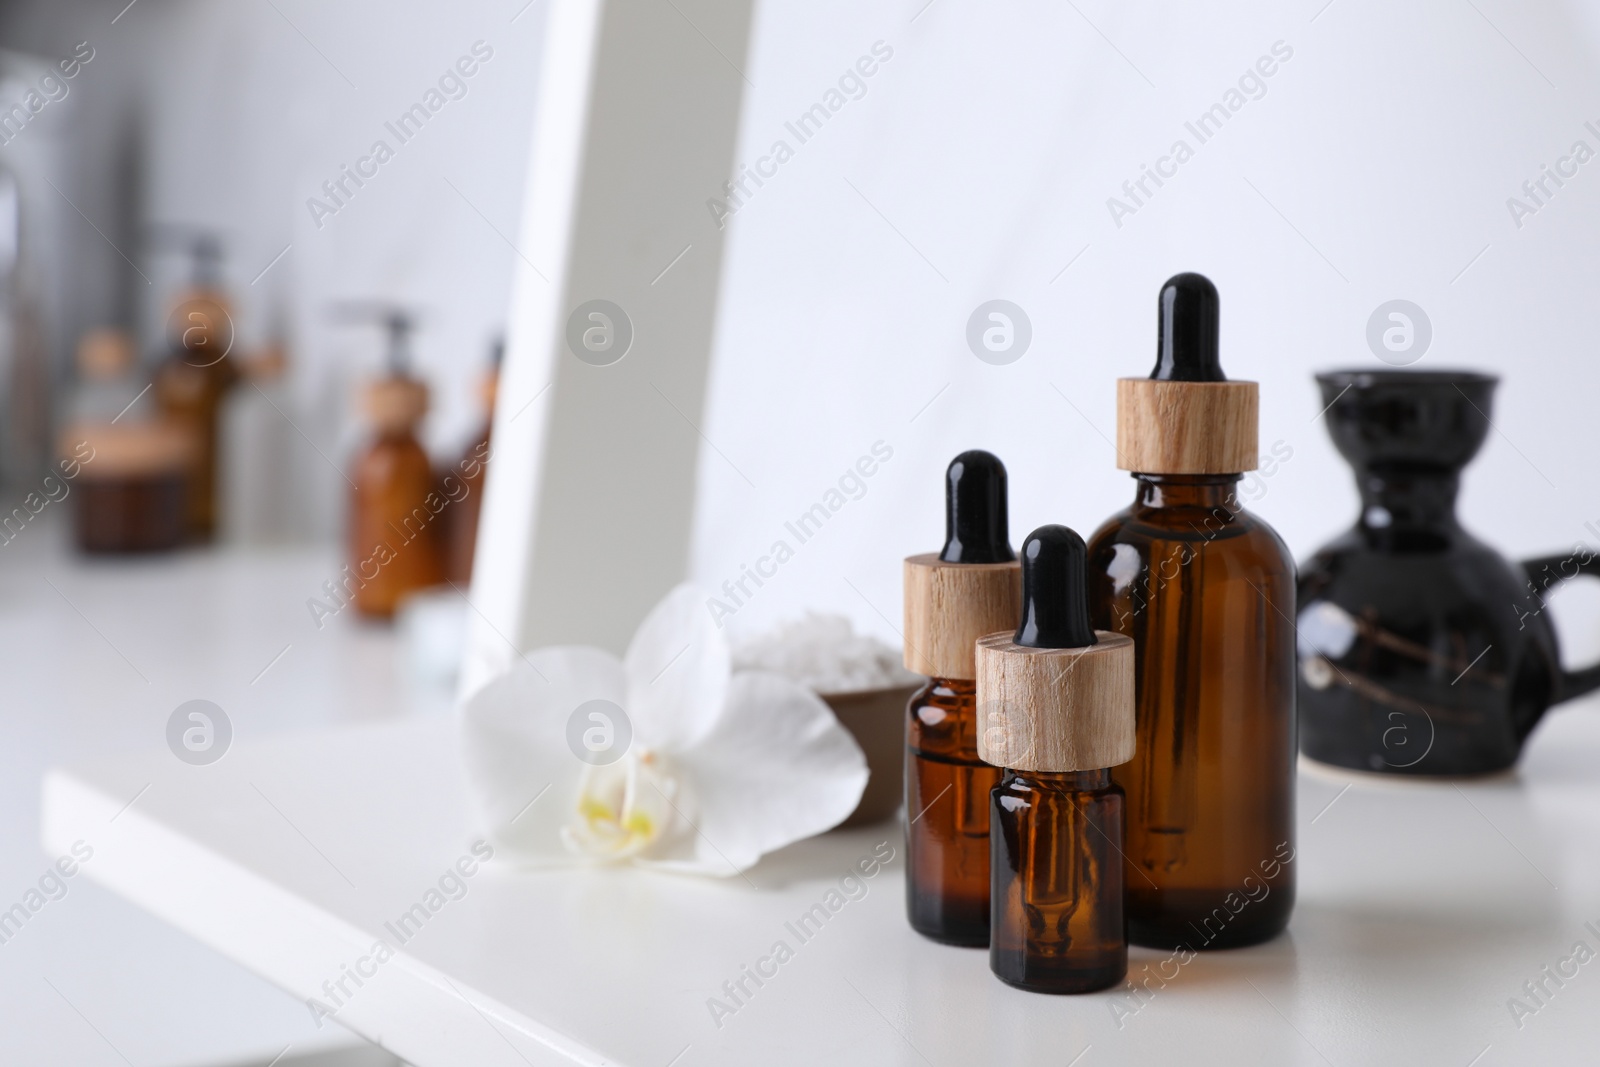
[349,311,443,618]
[1086,273,1296,950]
[977,525,1135,994]
[902,451,1022,946]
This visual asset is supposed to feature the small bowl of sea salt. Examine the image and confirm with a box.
[733,614,923,827]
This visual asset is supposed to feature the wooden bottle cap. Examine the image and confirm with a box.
[975,524,1134,771]
[63,422,194,479]
[1117,271,1258,474]
[903,553,1022,680]
[1116,377,1258,474]
[903,450,1022,680]
[363,377,428,433]
[975,630,1135,771]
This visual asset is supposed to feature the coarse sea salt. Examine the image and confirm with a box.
[732,613,922,695]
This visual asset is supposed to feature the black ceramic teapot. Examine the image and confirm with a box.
[1297,369,1600,776]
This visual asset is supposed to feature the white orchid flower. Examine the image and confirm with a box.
[459,584,870,876]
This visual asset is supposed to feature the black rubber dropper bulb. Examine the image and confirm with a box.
[939,450,1015,564]
[1151,272,1225,382]
[1014,524,1097,649]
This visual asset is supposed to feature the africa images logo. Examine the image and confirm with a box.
[166,700,232,766]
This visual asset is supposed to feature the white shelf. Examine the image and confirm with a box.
[0,530,446,1067]
[41,697,1600,1066]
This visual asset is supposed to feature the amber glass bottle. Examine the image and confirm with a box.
[1086,273,1295,950]
[349,316,442,618]
[69,329,190,553]
[990,769,1124,993]
[903,451,1021,947]
[152,233,239,541]
[69,428,191,554]
[154,288,238,540]
[977,525,1135,994]
[442,339,499,585]
[906,678,996,945]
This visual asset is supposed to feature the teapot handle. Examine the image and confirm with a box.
[1521,553,1600,704]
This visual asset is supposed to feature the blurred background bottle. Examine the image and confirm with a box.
[345,306,441,618]
[151,228,237,542]
[440,335,499,585]
[62,326,188,553]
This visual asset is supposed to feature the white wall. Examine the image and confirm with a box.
[13,0,1597,663]
[689,0,1600,668]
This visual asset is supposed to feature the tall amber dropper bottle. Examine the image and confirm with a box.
[978,524,1135,993]
[1085,273,1296,949]
[902,450,1022,946]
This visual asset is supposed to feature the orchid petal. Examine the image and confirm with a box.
[623,583,729,753]
[458,648,626,865]
[636,671,868,876]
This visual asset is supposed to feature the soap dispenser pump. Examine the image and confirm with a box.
[345,307,442,618]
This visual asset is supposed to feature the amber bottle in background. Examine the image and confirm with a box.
[70,425,191,553]
[152,232,237,541]
[348,312,442,618]
[977,525,1135,994]
[65,329,189,553]
[902,451,1021,946]
[442,337,500,585]
[1086,273,1296,950]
